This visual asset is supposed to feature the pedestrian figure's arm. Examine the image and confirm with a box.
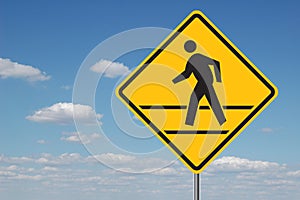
[202,55,222,83]
[212,59,222,82]
[172,62,193,84]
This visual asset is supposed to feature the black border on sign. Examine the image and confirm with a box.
[118,13,276,171]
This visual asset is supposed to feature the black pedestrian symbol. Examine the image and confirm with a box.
[172,40,226,126]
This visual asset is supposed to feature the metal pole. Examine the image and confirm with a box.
[194,174,199,200]
[194,173,200,200]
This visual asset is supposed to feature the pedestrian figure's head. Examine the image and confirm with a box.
[184,40,196,53]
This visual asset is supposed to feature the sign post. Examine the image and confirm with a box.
[194,174,200,200]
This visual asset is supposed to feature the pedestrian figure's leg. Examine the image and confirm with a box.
[206,86,226,125]
[186,85,204,126]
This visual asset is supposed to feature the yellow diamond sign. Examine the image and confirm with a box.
[116,10,277,174]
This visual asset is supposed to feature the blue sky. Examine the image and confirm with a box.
[0,0,299,199]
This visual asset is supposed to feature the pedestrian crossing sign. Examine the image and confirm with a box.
[116,10,277,174]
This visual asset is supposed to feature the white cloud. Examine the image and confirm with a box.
[37,140,46,144]
[61,85,72,90]
[35,153,83,165]
[261,127,274,133]
[0,153,299,200]
[0,153,85,166]
[0,153,82,166]
[87,153,176,174]
[264,179,294,186]
[42,166,58,172]
[26,102,103,125]
[0,170,16,176]
[209,156,282,172]
[11,174,43,181]
[91,153,136,165]
[287,170,300,177]
[0,58,50,82]
[90,59,130,78]
[0,155,34,164]
[60,132,101,144]
[152,167,178,176]
[6,165,18,171]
